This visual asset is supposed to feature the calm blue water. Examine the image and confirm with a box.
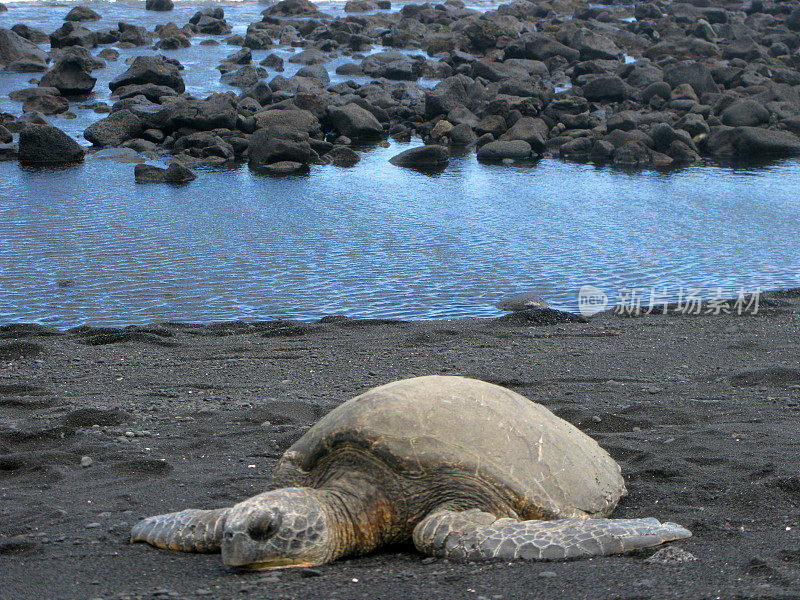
[1,1,799,326]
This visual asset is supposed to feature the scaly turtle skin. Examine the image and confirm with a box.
[131,376,690,568]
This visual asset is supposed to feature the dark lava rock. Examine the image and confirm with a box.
[327,103,383,139]
[496,292,548,312]
[117,22,152,46]
[19,125,85,165]
[504,33,580,63]
[499,117,547,152]
[0,143,18,161]
[389,145,449,168]
[262,0,329,18]
[22,94,69,115]
[134,162,196,183]
[50,22,96,49]
[568,28,621,61]
[109,56,185,93]
[424,76,482,120]
[477,140,532,162]
[252,109,321,136]
[39,54,97,95]
[582,76,629,102]
[0,125,11,144]
[326,146,360,167]
[64,5,101,21]
[705,126,800,159]
[260,161,307,175]
[0,27,48,71]
[84,110,142,147]
[220,65,266,88]
[248,126,319,168]
[720,99,770,127]
[159,93,238,132]
[10,24,49,44]
[495,308,588,326]
[663,61,719,96]
[146,0,174,11]
[112,83,177,103]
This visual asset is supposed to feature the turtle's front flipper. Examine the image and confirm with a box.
[413,509,691,561]
[131,508,230,553]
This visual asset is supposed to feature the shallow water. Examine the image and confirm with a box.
[1,1,799,327]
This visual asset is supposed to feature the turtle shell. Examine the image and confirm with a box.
[275,376,625,519]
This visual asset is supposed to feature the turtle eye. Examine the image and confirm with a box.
[247,513,280,542]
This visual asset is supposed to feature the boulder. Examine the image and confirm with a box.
[10,24,49,43]
[84,110,143,147]
[248,126,319,168]
[22,94,69,115]
[425,76,480,119]
[161,94,239,132]
[389,145,449,168]
[64,6,101,21]
[288,47,328,65]
[326,146,360,166]
[581,76,629,102]
[262,0,329,18]
[295,64,329,85]
[146,0,174,11]
[117,22,152,46]
[568,28,621,61]
[135,162,196,183]
[361,51,419,81]
[50,22,96,48]
[705,126,800,158]
[220,65,265,88]
[112,83,177,103]
[344,0,377,12]
[0,124,11,144]
[559,136,593,158]
[39,54,97,95]
[259,161,307,174]
[477,140,532,162]
[720,99,770,127]
[613,141,652,166]
[447,123,477,146]
[19,125,84,164]
[109,56,185,93]
[663,62,719,97]
[504,33,580,63]
[0,27,48,71]
[499,116,547,152]
[327,103,383,139]
[252,109,321,136]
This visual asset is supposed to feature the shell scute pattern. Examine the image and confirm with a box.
[281,376,624,520]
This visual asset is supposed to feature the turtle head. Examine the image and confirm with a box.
[221,488,333,569]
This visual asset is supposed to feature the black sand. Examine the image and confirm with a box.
[2,291,800,600]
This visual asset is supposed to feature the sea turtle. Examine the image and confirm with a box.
[131,375,690,568]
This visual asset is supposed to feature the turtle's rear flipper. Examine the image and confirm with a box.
[413,509,691,561]
[131,508,229,553]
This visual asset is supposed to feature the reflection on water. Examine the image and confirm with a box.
[2,145,799,327]
[1,0,799,326]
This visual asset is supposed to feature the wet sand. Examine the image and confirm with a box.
[1,291,800,600]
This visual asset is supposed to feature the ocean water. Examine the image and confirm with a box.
[1,1,799,327]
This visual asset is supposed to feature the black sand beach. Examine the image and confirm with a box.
[2,291,800,600]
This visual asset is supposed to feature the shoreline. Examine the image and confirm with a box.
[2,286,799,599]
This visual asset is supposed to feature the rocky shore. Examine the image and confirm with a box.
[1,289,800,599]
[2,0,800,174]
